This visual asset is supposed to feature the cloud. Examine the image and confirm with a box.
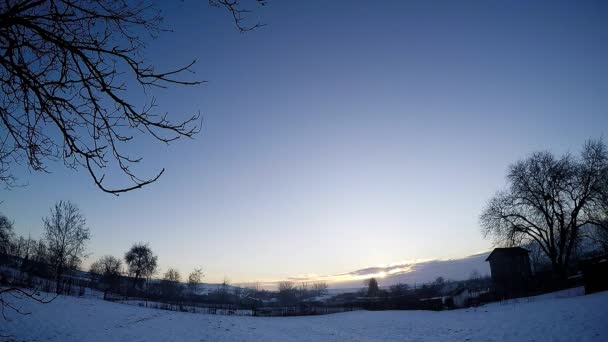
[235,252,492,290]
[247,251,492,290]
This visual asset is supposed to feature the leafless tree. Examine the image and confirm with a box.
[587,189,608,252]
[232,285,244,301]
[161,267,182,298]
[0,213,56,320]
[0,0,266,193]
[0,212,13,254]
[33,238,47,263]
[43,200,90,292]
[277,281,297,305]
[245,281,265,299]
[0,134,18,188]
[365,277,380,297]
[187,268,204,293]
[90,255,122,294]
[589,208,608,253]
[389,283,409,297]
[481,139,608,281]
[163,268,180,283]
[90,255,122,277]
[278,280,294,292]
[124,242,157,289]
[523,240,551,273]
[13,235,26,258]
[311,281,328,296]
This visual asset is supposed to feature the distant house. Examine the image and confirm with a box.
[486,247,531,299]
[451,288,470,307]
[582,254,608,295]
[443,287,490,308]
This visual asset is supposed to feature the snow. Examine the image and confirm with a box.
[2,289,607,341]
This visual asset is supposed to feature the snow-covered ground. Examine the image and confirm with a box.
[2,289,607,341]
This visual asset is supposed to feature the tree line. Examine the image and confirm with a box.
[0,201,207,302]
[3,201,319,311]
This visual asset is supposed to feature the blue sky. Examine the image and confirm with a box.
[2,0,607,284]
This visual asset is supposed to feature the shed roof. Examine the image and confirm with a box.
[485,247,529,262]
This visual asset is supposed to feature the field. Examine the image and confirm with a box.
[1,289,607,341]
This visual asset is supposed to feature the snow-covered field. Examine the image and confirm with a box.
[2,289,607,341]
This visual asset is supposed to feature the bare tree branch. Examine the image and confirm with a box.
[0,287,57,320]
[0,0,265,194]
[210,0,267,32]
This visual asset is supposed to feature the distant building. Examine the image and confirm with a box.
[582,254,608,295]
[442,287,490,308]
[451,288,470,308]
[486,247,531,299]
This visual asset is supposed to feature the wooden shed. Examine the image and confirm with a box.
[486,247,531,299]
[582,255,608,295]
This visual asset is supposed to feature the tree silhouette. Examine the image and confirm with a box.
[481,139,608,281]
[187,268,204,293]
[43,200,90,293]
[0,212,13,254]
[0,0,266,194]
[90,255,122,295]
[124,243,157,289]
[366,278,380,297]
[161,267,182,298]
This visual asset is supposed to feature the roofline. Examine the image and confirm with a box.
[485,247,529,262]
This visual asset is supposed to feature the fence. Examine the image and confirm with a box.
[0,265,93,297]
[104,294,254,316]
[252,305,360,317]
[103,292,362,317]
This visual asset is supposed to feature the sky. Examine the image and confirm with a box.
[1,0,607,285]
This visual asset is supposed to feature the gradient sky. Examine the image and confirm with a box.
[2,0,607,284]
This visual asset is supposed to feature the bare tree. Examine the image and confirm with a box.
[0,212,13,254]
[187,268,204,293]
[33,238,47,263]
[13,236,26,258]
[43,201,90,292]
[311,281,328,297]
[481,139,608,281]
[0,135,17,188]
[590,214,608,253]
[277,281,297,305]
[161,267,182,298]
[389,283,409,297]
[90,255,122,294]
[124,243,157,289]
[0,0,266,193]
[163,268,181,282]
[278,281,294,292]
[0,215,56,320]
[523,240,551,273]
[232,285,244,302]
[366,278,380,297]
[90,255,122,277]
[587,195,608,252]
